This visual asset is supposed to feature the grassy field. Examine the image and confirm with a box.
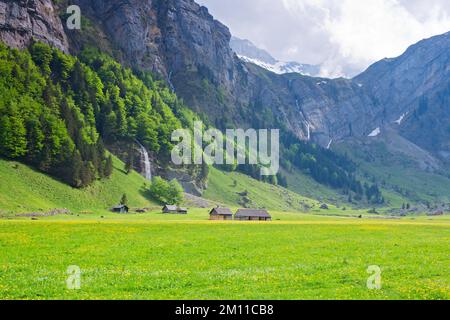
[0,211,448,300]
[0,159,448,300]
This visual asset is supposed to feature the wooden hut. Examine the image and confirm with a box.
[112,204,129,213]
[209,207,233,220]
[162,205,188,214]
[234,209,271,221]
[162,205,178,214]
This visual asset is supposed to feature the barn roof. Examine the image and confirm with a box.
[210,207,233,216]
[235,209,271,218]
[163,205,178,211]
[113,204,128,209]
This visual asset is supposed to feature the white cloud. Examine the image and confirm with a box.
[319,0,450,77]
[198,0,450,78]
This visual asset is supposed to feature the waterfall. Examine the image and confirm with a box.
[136,141,152,181]
[305,121,311,141]
[327,139,333,150]
[297,100,312,141]
[168,71,175,92]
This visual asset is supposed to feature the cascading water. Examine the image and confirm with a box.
[136,141,152,181]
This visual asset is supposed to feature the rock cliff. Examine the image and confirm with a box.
[1,0,449,164]
[0,0,68,52]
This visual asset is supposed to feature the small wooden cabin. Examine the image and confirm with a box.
[112,204,129,214]
[427,210,444,216]
[234,209,271,221]
[162,205,178,213]
[162,205,188,214]
[209,207,233,220]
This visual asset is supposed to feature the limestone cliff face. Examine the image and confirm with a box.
[0,0,68,52]
[1,0,449,162]
[60,0,385,144]
[70,0,248,126]
[68,0,450,157]
[355,32,450,159]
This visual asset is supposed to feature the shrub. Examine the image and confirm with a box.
[149,177,184,205]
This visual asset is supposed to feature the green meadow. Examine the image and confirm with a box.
[0,159,449,300]
[0,211,449,300]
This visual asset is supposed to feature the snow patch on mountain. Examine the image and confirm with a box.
[231,37,321,77]
[395,113,407,125]
[368,127,381,137]
[237,55,320,76]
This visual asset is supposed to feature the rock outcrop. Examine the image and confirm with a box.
[0,0,68,52]
[71,0,244,121]
[355,32,450,160]
[1,0,449,165]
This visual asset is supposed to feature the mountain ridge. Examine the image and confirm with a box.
[230,36,321,77]
[1,0,450,205]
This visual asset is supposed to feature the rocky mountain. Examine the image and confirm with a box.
[0,0,449,200]
[355,31,450,161]
[230,36,321,77]
[0,0,68,52]
[57,0,448,163]
[230,36,277,65]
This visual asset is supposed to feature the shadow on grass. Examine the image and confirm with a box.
[113,164,128,175]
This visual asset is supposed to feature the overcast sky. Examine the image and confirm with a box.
[197,0,450,78]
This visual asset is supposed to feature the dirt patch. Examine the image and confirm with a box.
[15,208,71,217]
[183,193,222,208]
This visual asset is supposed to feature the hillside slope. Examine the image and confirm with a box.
[204,167,325,212]
[0,155,335,214]
[0,156,157,214]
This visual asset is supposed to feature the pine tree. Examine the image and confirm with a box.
[0,113,28,158]
[120,193,128,206]
[71,151,83,187]
[200,161,209,183]
[104,155,113,177]
[125,151,134,174]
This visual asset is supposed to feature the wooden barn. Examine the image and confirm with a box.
[162,205,178,213]
[209,207,233,220]
[234,209,271,221]
[112,204,129,214]
[162,205,188,214]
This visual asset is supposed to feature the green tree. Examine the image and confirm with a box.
[167,179,184,205]
[30,42,53,76]
[149,176,169,203]
[104,155,113,177]
[0,112,28,158]
[120,193,128,206]
[125,151,134,174]
[70,151,83,187]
